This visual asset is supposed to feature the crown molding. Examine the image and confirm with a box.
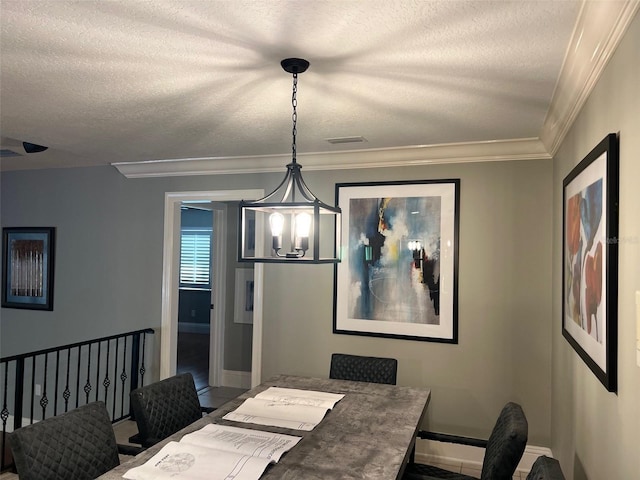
[113,1,639,179]
[112,137,550,178]
[540,0,639,156]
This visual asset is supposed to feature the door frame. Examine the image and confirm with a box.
[160,189,264,388]
[209,201,227,388]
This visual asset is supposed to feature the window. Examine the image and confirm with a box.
[179,229,212,287]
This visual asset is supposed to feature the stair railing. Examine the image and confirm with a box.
[0,328,155,471]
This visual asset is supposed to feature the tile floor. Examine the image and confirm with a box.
[423,458,528,479]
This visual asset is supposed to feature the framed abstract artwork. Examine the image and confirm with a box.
[562,133,619,392]
[2,227,56,310]
[333,179,459,343]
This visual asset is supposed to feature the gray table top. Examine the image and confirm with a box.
[99,375,431,480]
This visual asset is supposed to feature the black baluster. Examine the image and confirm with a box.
[140,332,148,385]
[119,337,128,419]
[84,343,92,403]
[129,333,141,418]
[40,353,49,418]
[130,334,140,391]
[63,349,71,412]
[29,356,36,423]
[1,362,10,470]
[54,351,60,416]
[112,338,120,418]
[103,340,111,405]
[75,345,81,408]
[95,342,102,402]
[12,358,24,431]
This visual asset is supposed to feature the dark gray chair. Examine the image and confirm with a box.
[129,372,214,448]
[329,353,398,385]
[526,455,566,480]
[404,402,528,480]
[9,401,128,480]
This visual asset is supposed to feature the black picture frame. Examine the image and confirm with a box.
[562,133,619,392]
[2,227,56,311]
[333,179,459,343]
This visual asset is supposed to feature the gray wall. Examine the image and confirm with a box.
[551,11,640,479]
[0,167,165,356]
[260,160,553,445]
[1,157,553,446]
[223,202,253,372]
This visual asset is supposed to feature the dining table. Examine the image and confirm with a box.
[98,374,431,480]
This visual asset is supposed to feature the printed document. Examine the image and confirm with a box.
[255,387,344,409]
[223,387,344,431]
[123,424,301,480]
[180,424,301,463]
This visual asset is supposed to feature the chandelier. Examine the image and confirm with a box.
[238,58,341,263]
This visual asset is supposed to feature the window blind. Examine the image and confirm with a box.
[180,231,211,286]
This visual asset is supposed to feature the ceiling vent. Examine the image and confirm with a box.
[325,136,367,145]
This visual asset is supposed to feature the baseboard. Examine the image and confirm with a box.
[177,322,210,334]
[415,438,552,474]
[221,369,251,389]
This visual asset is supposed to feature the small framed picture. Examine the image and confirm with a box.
[234,268,254,324]
[2,227,56,310]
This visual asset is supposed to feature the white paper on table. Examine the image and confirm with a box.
[255,387,344,409]
[223,397,327,430]
[179,424,301,463]
[223,410,318,431]
[223,387,346,430]
[122,441,271,480]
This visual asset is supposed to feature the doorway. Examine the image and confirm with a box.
[160,189,264,388]
[176,203,218,391]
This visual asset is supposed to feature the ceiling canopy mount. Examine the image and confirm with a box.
[280,58,309,75]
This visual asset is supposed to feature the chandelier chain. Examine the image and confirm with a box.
[291,73,298,163]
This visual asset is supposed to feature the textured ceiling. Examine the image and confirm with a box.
[0,0,583,172]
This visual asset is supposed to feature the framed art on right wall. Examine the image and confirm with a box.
[562,133,619,392]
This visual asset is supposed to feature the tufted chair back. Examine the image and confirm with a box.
[129,372,204,447]
[9,401,120,480]
[526,455,566,480]
[329,353,398,385]
[480,402,528,480]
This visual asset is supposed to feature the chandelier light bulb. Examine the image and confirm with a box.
[295,212,312,238]
[269,212,285,236]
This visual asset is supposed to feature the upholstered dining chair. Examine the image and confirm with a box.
[9,401,135,480]
[526,455,566,480]
[129,372,215,448]
[329,353,398,385]
[403,402,528,480]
